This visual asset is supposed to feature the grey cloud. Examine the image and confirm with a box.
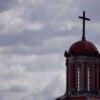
[6,85,27,92]
[0,31,42,46]
[0,23,66,46]
[0,56,65,99]
[1,54,65,71]
[0,0,17,12]
[33,76,66,100]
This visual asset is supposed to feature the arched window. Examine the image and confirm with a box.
[87,64,92,91]
[75,64,81,91]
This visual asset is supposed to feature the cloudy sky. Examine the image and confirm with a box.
[1,0,100,100]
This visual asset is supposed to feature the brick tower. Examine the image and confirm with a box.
[55,11,100,100]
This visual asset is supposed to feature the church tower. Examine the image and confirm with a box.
[55,11,100,100]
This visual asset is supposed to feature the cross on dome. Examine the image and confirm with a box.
[79,11,90,41]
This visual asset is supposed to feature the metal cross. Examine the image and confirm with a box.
[79,11,90,41]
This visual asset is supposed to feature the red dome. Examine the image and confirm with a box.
[68,40,98,55]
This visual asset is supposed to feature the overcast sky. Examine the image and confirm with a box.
[0,0,100,100]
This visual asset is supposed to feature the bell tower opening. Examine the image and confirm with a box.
[75,64,82,92]
[87,64,92,91]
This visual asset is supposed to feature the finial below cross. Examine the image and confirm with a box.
[79,11,90,41]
